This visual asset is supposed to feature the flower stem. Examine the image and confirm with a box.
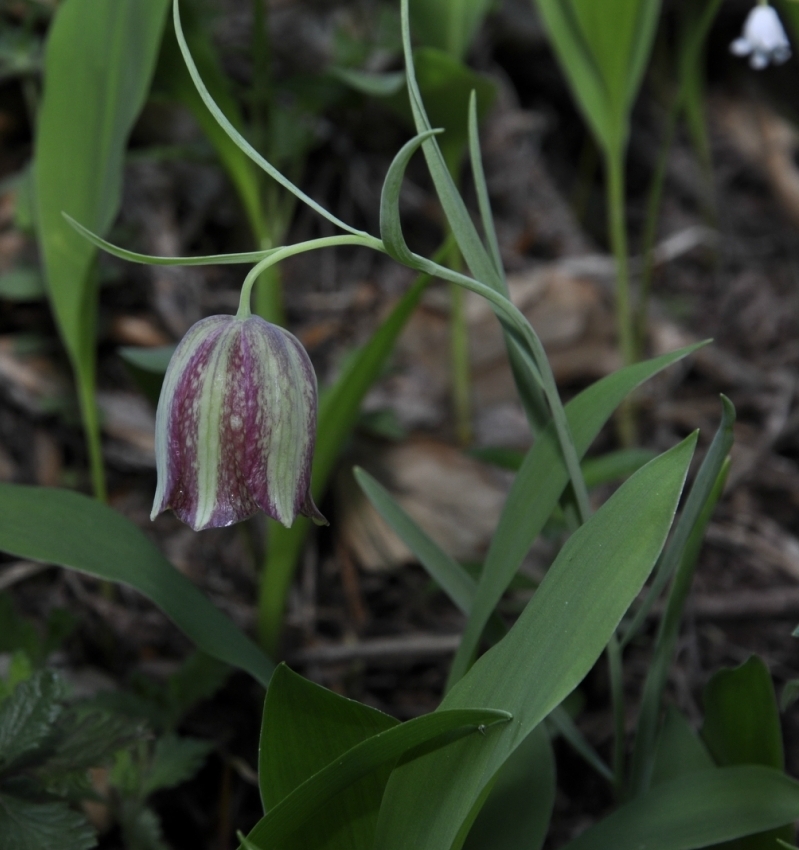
[236,235,382,320]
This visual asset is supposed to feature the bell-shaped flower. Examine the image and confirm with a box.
[151,314,327,531]
[731,3,791,69]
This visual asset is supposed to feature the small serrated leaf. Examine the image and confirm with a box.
[0,793,95,850]
[0,670,65,774]
[140,734,212,797]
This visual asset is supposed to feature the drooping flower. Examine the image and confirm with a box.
[730,3,791,69]
[151,314,327,531]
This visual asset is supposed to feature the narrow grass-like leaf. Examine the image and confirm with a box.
[172,0,369,240]
[155,7,264,241]
[562,766,799,850]
[468,91,503,279]
[463,724,555,850]
[246,664,508,850]
[354,468,475,615]
[35,0,170,498]
[399,0,502,293]
[0,484,273,687]
[260,270,432,650]
[622,395,735,648]
[374,435,696,850]
[630,454,731,795]
[380,130,445,266]
[65,214,275,265]
[548,706,614,783]
[447,343,706,687]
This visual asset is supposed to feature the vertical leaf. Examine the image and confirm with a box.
[34,0,170,496]
[374,435,696,850]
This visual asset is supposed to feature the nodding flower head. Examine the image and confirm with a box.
[731,4,791,69]
[151,314,327,531]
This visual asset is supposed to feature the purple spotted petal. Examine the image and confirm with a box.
[151,314,327,531]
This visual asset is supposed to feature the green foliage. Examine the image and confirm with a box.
[0,667,145,850]
[408,0,492,59]
[462,724,555,850]
[561,767,799,850]
[0,484,273,686]
[701,657,792,849]
[244,664,509,849]
[0,592,75,667]
[374,435,696,849]
[33,0,170,498]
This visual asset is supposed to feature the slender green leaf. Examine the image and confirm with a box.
[330,67,406,97]
[118,345,176,374]
[468,92,502,278]
[548,706,614,783]
[629,400,733,794]
[623,396,735,648]
[0,484,273,687]
[562,767,799,850]
[260,267,432,651]
[65,214,275,265]
[448,344,707,687]
[354,468,475,616]
[155,4,264,241]
[247,664,508,850]
[381,130,445,266]
[374,435,696,850]
[172,0,368,240]
[463,724,555,850]
[399,0,502,293]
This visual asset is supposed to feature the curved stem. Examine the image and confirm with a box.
[236,235,383,319]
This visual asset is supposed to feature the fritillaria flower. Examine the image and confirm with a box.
[730,3,791,69]
[151,314,327,531]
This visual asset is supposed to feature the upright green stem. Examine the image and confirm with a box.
[606,154,636,446]
[74,354,106,502]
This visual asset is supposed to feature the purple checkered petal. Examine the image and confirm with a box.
[151,314,326,531]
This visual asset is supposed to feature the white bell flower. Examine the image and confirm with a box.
[731,3,791,69]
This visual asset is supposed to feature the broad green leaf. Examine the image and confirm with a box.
[701,657,791,849]
[534,0,661,155]
[0,484,273,688]
[34,0,170,496]
[260,269,431,651]
[248,664,508,849]
[0,795,95,850]
[650,707,714,787]
[703,657,784,771]
[448,343,707,687]
[562,766,799,850]
[409,0,492,59]
[462,724,555,850]
[374,434,696,850]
